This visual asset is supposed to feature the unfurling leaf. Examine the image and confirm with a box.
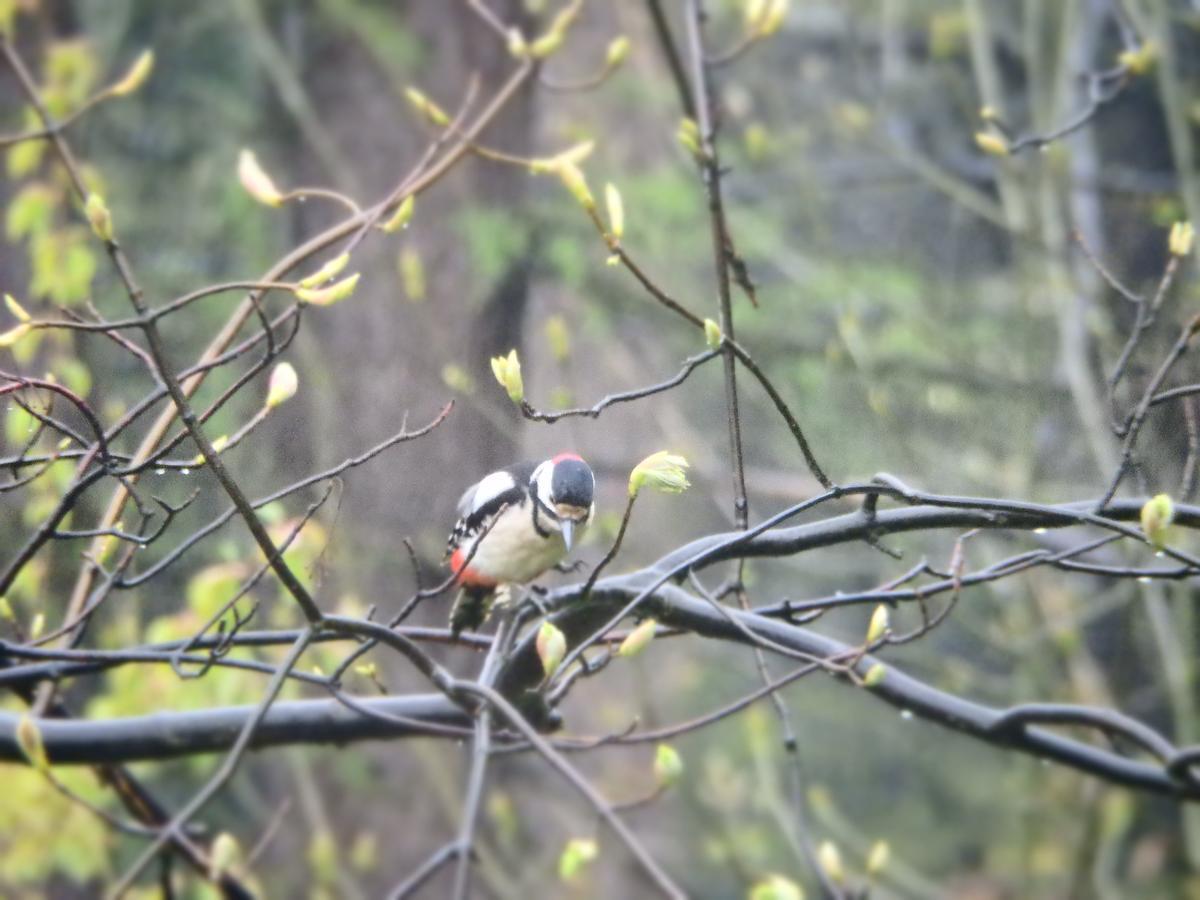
[108,49,154,97]
[238,149,284,207]
[1141,493,1175,550]
[537,620,566,676]
[266,362,299,409]
[629,451,690,497]
[490,349,524,404]
[862,662,887,688]
[654,743,684,788]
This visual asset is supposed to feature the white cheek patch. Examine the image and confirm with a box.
[534,462,556,509]
[463,470,517,516]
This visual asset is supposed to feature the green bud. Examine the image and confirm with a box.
[653,743,684,788]
[704,318,722,349]
[84,193,113,242]
[1141,493,1175,550]
[558,837,598,881]
[381,195,415,233]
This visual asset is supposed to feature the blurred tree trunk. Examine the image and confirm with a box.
[273,1,537,592]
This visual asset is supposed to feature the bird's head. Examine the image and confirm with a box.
[532,453,595,551]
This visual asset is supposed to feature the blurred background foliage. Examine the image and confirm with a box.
[3,0,1200,896]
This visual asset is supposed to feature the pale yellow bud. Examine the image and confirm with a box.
[507,27,529,58]
[405,87,449,126]
[606,36,630,68]
[618,618,657,657]
[16,715,49,771]
[817,841,845,885]
[298,252,350,289]
[380,194,415,233]
[748,874,805,900]
[537,620,567,677]
[1118,42,1157,76]
[758,0,789,37]
[605,183,625,240]
[238,149,284,207]
[865,604,890,644]
[1141,493,1175,550]
[295,273,361,306]
[266,362,299,409]
[558,838,598,881]
[556,161,595,211]
[108,49,154,97]
[866,840,891,877]
[974,131,1009,157]
[84,193,113,242]
[862,662,887,687]
[0,323,31,348]
[704,318,723,349]
[4,293,30,322]
[530,30,564,59]
[1169,221,1194,258]
[209,832,241,882]
[0,596,12,621]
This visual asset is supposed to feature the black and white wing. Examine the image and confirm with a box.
[445,462,535,559]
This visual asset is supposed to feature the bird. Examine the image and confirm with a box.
[445,453,595,636]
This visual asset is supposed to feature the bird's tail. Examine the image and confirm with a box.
[450,586,493,637]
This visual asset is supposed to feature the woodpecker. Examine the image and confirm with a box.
[445,453,595,635]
